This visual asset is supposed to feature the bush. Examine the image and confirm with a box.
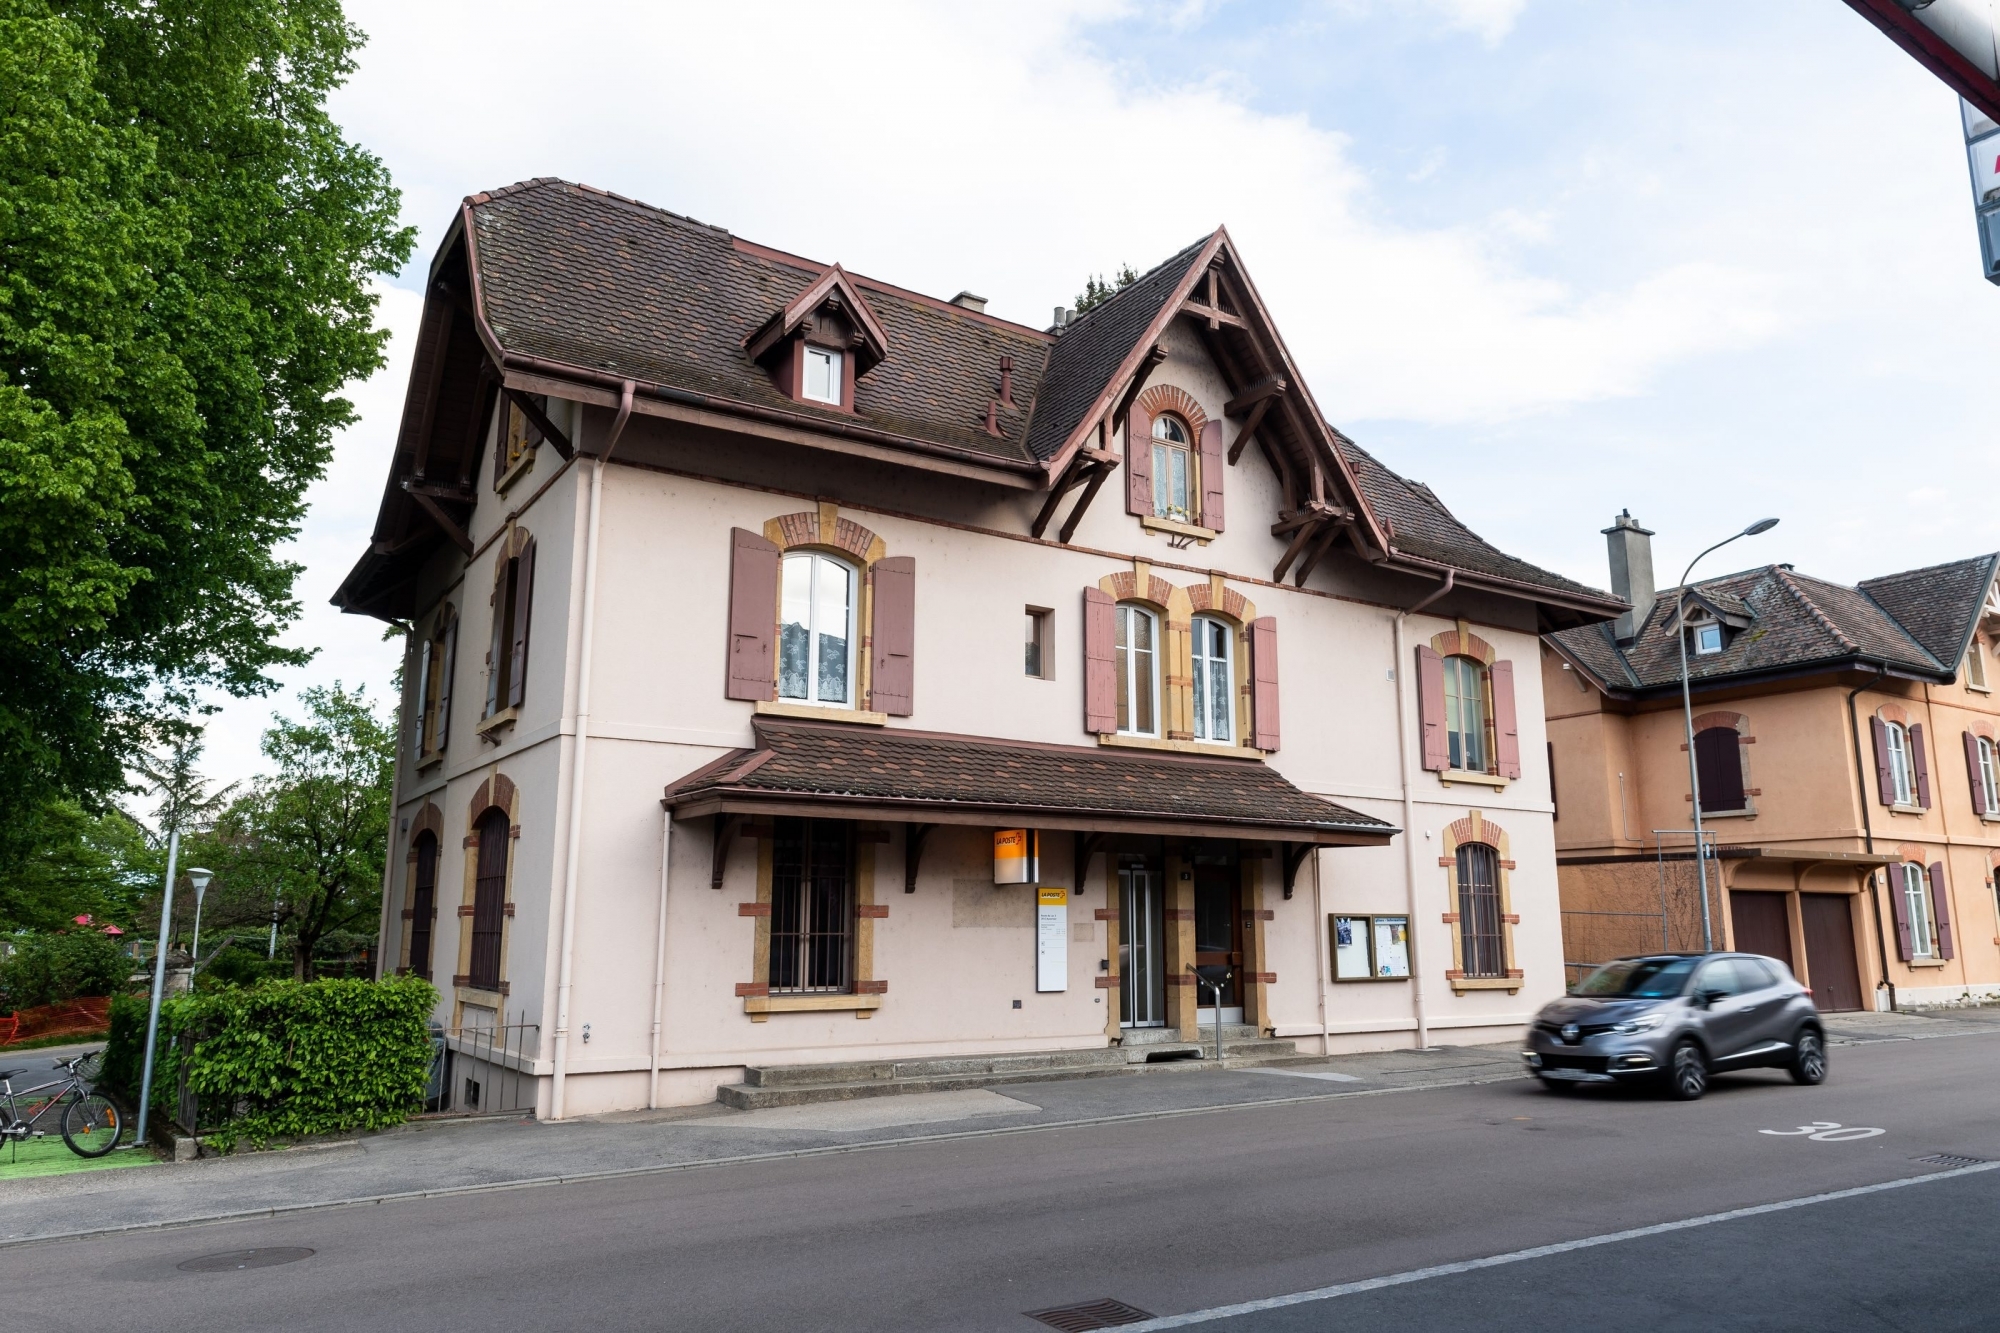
[0,931,133,1012]
[197,943,291,991]
[102,976,438,1150]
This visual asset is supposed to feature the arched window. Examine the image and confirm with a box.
[409,830,438,980]
[1885,721,1914,806]
[1115,603,1160,737]
[1442,656,1487,772]
[1191,615,1234,744]
[1693,726,1746,813]
[469,808,510,991]
[1456,843,1504,978]
[779,552,857,707]
[1150,414,1194,522]
[1900,862,1935,958]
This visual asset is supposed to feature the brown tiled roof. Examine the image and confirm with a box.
[664,719,1394,840]
[1547,556,1998,695]
[468,179,1053,465]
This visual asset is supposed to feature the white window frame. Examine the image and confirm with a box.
[1969,639,1990,691]
[1115,603,1160,738]
[802,346,844,406]
[1150,414,1194,523]
[1442,654,1488,773]
[1980,736,1999,815]
[778,552,857,708]
[1886,720,1914,805]
[1902,862,1936,958]
[1693,622,1724,656]
[1191,615,1234,744]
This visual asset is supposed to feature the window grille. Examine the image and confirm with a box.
[769,818,854,994]
[1456,843,1505,978]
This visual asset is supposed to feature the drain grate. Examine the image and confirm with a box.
[1913,1153,1988,1169]
[177,1247,315,1273]
[1025,1297,1154,1330]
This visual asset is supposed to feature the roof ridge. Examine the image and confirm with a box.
[1856,551,2000,588]
[1056,231,1214,338]
[1770,566,1859,654]
[468,177,733,236]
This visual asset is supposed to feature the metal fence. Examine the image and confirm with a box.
[423,1015,541,1116]
[1561,831,1727,987]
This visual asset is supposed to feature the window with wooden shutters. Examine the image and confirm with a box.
[1489,660,1520,779]
[1929,861,1955,959]
[768,818,853,994]
[1083,588,1117,734]
[1442,656,1486,772]
[1910,723,1932,808]
[418,607,456,762]
[1198,419,1225,531]
[1456,843,1505,978]
[469,808,510,990]
[1894,862,1937,959]
[1115,604,1160,737]
[1251,616,1280,752]
[484,537,535,718]
[409,831,438,980]
[1693,726,1746,813]
[1881,721,1915,806]
[1150,414,1195,522]
[1975,735,2000,816]
[779,552,857,708]
[726,528,780,701]
[1125,404,1153,516]
[1191,616,1233,744]
[1416,646,1449,772]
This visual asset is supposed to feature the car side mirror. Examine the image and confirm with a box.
[1696,988,1725,1008]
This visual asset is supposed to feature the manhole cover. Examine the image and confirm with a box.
[1025,1297,1153,1331]
[1913,1153,1988,1169]
[177,1247,315,1272]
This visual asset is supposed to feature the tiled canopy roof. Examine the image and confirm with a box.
[664,719,1396,843]
[1547,555,1998,696]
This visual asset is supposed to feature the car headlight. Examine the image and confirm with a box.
[1611,1012,1665,1035]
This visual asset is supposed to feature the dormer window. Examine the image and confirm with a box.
[802,346,844,405]
[1693,622,1724,656]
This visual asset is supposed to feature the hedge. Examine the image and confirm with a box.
[103,976,437,1150]
[0,932,132,1012]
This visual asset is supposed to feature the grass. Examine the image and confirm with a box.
[0,1131,156,1180]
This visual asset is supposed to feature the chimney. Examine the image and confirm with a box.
[951,291,988,313]
[998,355,1015,408]
[1051,306,1072,331]
[1602,510,1656,644]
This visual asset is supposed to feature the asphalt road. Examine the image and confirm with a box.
[1,1034,1994,1332]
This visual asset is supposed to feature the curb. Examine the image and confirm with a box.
[0,1069,1531,1250]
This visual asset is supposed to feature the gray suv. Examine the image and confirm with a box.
[1523,953,1826,1100]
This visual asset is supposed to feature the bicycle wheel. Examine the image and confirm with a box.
[61,1093,123,1157]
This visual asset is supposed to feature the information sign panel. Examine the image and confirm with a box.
[1036,886,1068,992]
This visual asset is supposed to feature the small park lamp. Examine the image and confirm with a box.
[187,868,213,966]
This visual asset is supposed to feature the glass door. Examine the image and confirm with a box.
[1119,864,1165,1027]
[1194,867,1243,1024]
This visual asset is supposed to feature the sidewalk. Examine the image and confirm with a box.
[0,1043,1526,1246]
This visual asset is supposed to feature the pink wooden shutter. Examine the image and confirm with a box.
[870,556,916,716]
[1198,419,1225,531]
[1489,660,1521,779]
[1929,862,1954,959]
[1870,717,1894,806]
[506,539,535,710]
[1417,646,1448,772]
[437,615,456,750]
[726,528,780,701]
[1125,406,1152,516]
[1083,588,1116,734]
[1251,617,1280,751]
[1966,732,1988,816]
[1910,723,1932,808]
[1889,869,1914,960]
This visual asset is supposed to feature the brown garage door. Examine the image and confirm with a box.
[1729,890,1793,967]
[1801,894,1864,1012]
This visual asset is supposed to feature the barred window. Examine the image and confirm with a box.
[1456,842,1504,979]
[769,818,854,994]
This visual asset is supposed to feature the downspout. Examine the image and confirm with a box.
[1310,849,1329,1056]
[648,804,673,1109]
[1393,569,1453,1050]
[550,381,634,1121]
[1845,661,1895,1011]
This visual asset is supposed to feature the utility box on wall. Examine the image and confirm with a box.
[994,829,1039,885]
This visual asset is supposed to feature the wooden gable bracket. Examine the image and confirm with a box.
[1225,378,1286,466]
[905,823,935,894]
[1281,842,1312,900]
[711,814,741,891]
[1292,520,1347,587]
[401,480,474,556]
[502,384,574,461]
[1074,830,1111,887]
[1031,423,1120,540]
[1111,343,1172,439]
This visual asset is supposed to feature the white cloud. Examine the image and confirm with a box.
[1421,0,1528,44]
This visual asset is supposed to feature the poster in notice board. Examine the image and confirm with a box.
[1371,915,1411,978]
[1332,916,1372,980]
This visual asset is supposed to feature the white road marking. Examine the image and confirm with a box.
[1758,1121,1885,1141]
[1116,1161,2000,1331]
[1243,1068,1363,1083]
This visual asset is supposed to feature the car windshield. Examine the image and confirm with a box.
[1573,957,1699,998]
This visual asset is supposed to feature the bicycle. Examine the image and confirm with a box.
[0,1051,125,1158]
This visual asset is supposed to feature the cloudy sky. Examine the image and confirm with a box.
[188,0,2000,790]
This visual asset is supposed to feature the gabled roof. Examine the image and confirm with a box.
[1546,555,1999,698]
[743,263,891,374]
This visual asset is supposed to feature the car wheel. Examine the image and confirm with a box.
[1666,1039,1707,1101]
[1537,1076,1575,1094]
[1788,1028,1827,1086]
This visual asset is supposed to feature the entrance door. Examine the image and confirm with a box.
[1119,864,1165,1027]
[1800,894,1864,1012]
[1729,891,1793,968]
[1194,867,1243,1024]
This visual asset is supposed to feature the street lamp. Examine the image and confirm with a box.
[187,868,213,966]
[1677,517,1780,951]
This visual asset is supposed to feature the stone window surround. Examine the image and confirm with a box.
[1095,563,1262,756]
[1437,810,1524,994]
[1133,384,1218,544]
[1430,624,1508,789]
[753,502,895,724]
[735,820,885,1019]
[396,800,445,979]
[1684,709,1759,820]
[453,770,521,1022]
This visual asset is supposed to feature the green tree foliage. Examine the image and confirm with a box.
[0,800,150,931]
[1074,263,1140,315]
[0,1,415,872]
[0,929,132,1010]
[197,685,393,981]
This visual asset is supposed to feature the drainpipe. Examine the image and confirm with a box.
[1845,661,1895,1011]
[1393,569,1453,1050]
[1310,848,1329,1056]
[648,804,673,1109]
[550,381,634,1122]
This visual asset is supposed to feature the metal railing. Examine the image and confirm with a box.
[423,1014,540,1116]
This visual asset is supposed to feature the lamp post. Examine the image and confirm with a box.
[1677,517,1780,951]
[135,831,182,1150]
[187,868,213,966]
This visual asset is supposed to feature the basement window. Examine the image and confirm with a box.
[802,346,844,405]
